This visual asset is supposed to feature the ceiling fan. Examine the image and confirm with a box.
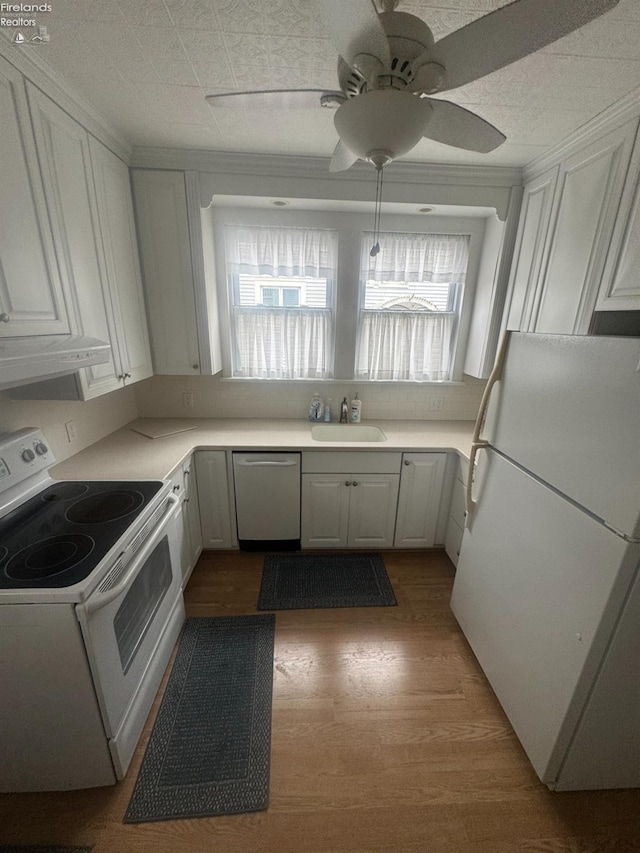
[206,0,620,172]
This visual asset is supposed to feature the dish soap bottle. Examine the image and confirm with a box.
[324,398,332,422]
[309,393,324,422]
[350,393,362,423]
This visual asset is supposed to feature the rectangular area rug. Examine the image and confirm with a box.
[0,848,92,852]
[258,552,397,610]
[124,614,275,823]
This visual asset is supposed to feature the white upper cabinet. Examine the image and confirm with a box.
[505,167,559,332]
[132,169,222,377]
[534,120,638,334]
[132,170,201,375]
[0,56,69,337]
[89,138,153,386]
[27,85,122,398]
[596,126,640,311]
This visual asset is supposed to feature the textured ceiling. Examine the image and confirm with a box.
[19,0,640,167]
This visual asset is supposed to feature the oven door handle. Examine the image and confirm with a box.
[77,493,180,619]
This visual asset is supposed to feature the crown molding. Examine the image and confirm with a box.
[130,146,522,188]
[524,85,640,181]
[0,33,131,162]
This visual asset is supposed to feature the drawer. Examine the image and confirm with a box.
[445,516,464,567]
[302,451,402,474]
[449,478,467,530]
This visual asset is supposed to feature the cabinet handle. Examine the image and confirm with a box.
[184,497,190,503]
[352,481,359,487]
[117,374,125,380]
[404,459,411,465]
[192,364,199,370]
[0,313,9,323]
[344,480,351,487]
[124,372,131,379]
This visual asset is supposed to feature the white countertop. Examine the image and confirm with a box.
[51,418,475,481]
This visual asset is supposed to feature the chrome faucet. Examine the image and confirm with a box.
[340,397,349,423]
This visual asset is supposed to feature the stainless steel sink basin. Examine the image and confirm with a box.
[311,424,387,442]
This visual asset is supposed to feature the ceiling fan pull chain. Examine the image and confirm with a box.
[370,164,384,257]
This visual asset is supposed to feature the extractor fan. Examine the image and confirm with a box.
[206,0,620,170]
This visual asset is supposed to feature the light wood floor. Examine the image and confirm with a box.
[3,550,640,852]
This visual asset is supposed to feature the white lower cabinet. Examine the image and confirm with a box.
[394,453,447,548]
[302,473,399,548]
[301,452,401,549]
[195,451,234,549]
[445,457,469,568]
[168,456,203,585]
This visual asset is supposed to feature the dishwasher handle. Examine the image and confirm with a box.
[234,459,298,467]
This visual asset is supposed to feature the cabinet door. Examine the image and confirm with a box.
[301,474,350,548]
[183,458,203,572]
[505,167,558,332]
[596,121,640,311]
[394,453,447,548]
[534,121,637,334]
[89,138,152,385]
[0,57,68,337]
[348,474,400,549]
[27,85,124,397]
[195,451,233,549]
[132,170,201,375]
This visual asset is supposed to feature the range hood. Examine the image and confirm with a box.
[0,334,111,391]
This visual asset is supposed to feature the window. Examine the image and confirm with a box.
[225,225,337,379]
[355,231,470,381]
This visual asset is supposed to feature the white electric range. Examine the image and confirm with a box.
[0,427,186,791]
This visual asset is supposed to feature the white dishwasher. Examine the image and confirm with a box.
[232,452,301,550]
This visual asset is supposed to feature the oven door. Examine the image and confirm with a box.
[76,493,183,739]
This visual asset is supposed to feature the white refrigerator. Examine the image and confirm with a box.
[450,332,640,791]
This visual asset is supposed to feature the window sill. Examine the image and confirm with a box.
[220,377,467,387]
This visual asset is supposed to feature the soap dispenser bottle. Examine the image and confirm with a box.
[309,393,324,422]
[350,392,362,423]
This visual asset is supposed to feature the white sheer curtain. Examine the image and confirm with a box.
[356,232,469,381]
[226,225,336,277]
[225,225,337,379]
[233,306,331,379]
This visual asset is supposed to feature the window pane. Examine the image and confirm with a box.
[261,287,279,307]
[357,232,470,381]
[282,288,300,307]
[225,225,337,379]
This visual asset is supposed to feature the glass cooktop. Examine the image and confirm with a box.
[0,480,163,589]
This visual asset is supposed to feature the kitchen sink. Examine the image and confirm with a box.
[311,424,387,442]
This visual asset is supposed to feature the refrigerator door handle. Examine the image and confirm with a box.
[466,331,511,526]
[466,440,488,526]
[472,330,511,447]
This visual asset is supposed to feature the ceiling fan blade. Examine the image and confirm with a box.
[330,140,359,172]
[205,89,345,110]
[314,0,390,73]
[432,0,620,92]
[422,100,506,153]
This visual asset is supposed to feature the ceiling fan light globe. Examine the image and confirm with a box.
[334,89,431,162]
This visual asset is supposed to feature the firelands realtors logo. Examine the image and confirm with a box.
[1,3,52,44]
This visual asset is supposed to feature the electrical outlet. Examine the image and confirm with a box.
[428,396,444,412]
[183,392,194,408]
[65,420,77,442]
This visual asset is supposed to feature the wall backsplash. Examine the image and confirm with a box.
[0,386,138,463]
[135,375,486,422]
